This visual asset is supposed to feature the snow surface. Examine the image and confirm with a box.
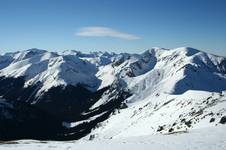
[88,90,226,139]
[0,125,225,150]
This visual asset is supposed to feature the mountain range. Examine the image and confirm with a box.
[0,47,226,140]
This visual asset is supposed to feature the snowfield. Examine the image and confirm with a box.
[88,90,226,138]
[0,125,226,150]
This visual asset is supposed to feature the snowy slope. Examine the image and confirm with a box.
[1,47,225,95]
[90,47,226,109]
[1,125,226,150]
[97,47,226,95]
[83,47,226,139]
[0,49,103,93]
[89,90,226,139]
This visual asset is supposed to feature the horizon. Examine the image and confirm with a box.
[1,47,225,57]
[0,0,226,56]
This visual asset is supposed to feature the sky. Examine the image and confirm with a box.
[0,0,226,56]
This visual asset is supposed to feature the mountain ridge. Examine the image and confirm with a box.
[0,47,225,140]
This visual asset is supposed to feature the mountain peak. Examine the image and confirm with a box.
[173,47,201,56]
[25,48,47,52]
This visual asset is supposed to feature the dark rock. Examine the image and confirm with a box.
[219,116,226,124]
[89,134,95,140]
[157,126,164,132]
[185,120,192,127]
[209,118,215,123]
[168,128,174,133]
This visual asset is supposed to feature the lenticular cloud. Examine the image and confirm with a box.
[76,26,141,40]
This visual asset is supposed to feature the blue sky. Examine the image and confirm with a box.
[0,0,226,56]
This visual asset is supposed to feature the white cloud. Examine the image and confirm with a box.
[76,26,141,40]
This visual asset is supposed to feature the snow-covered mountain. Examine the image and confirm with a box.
[0,47,226,140]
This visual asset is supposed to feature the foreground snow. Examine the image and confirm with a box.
[88,90,226,138]
[0,125,225,150]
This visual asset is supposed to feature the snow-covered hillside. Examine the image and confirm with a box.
[0,47,226,140]
[1,125,226,150]
[97,47,226,95]
[0,49,102,93]
[88,90,226,139]
[0,47,225,95]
